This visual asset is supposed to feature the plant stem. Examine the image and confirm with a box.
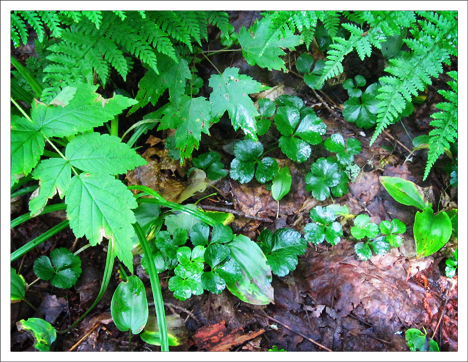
[73,244,91,256]
[201,52,222,76]
[44,137,78,176]
[11,203,67,229]
[111,115,119,137]
[134,222,169,351]
[11,97,34,123]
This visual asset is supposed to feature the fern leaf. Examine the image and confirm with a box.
[207,11,231,34]
[112,11,127,21]
[318,11,341,38]
[11,12,29,46]
[100,37,129,79]
[37,11,62,38]
[153,11,193,52]
[423,71,457,180]
[20,11,45,43]
[82,11,103,29]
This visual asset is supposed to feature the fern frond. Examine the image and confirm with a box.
[318,11,341,38]
[37,11,62,38]
[207,11,231,34]
[11,12,29,46]
[423,71,457,180]
[82,11,103,29]
[19,11,45,42]
[152,11,193,52]
[370,11,457,145]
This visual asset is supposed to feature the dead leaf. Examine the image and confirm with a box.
[37,293,67,324]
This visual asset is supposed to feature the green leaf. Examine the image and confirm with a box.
[211,223,234,244]
[343,83,380,129]
[169,261,204,301]
[278,136,311,163]
[272,166,292,202]
[189,223,210,246]
[214,257,242,283]
[11,268,26,302]
[295,113,326,145]
[405,328,437,352]
[159,95,213,160]
[111,275,148,334]
[239,17,301,71]
[205,244,230,268]
[226,235,274,305]
[258,228,306,277]
[66,174,137,272]
[257,118,271,136]
[11,115,45,186]
[31,83,137,138]
[256,157,279,183]
[354,242,372,261]
[230,158,256,184]
[65,133,146,175]
[304,223,326,244]
[141,314,187,347]
[164,204,202,234]
[296,53,315,73]
[258,98,276,117]
[369,236,391,255]
[201,271,226,294]
[414,208,452,258]
[209,67,263,140]
[324,133,345,153]
[325,222,343,245]
[379,219,406,247]
[192,151,227,180]
[275,106,301,137]
[305,157,342,200]
[276,95,304,110]
[380,176,428,210]
[310,205,336,225]
[29,158,71,216]
[33,248,82,289]
[234,139,264,162]
[16,318,57,351]
[351,214,380,239]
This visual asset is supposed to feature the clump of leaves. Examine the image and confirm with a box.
[342,80,381,129]
[305,157,349,201]
[256,98,276,136]
[405,327,439,352]
[230,139,279,184]
[274,95,327,163]
[16,318,57,351]
[324,133,362,182]
[257,228,306,277]
[268,345,286,352]
[304,205,343,245]
[296,53,326,90]
[191,151,227,181]
[33,248,82,289]
[351,215,406,261]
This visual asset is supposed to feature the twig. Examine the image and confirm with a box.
[258,312,332,351]
[198,205,273,223]
[164,302,201,325]
[431,282,455,340]
[69,322,100,351]
[312,88,339,118]
[383,130,412,154]
[359,333,393,345]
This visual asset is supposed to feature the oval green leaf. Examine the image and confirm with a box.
[256,157,279,183]
[380,176,428,210]
[226,235,274,305]
[272,166,292,202]
[111,275,149,334]
[414,208,452,258]
[11,267,26,302]
[16,318,57,351]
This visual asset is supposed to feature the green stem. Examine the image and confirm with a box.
[11,98,34,123]
[134,222,169,351]
[73,244,91,256]
[11,55,43,98]
[111,116,119,137]
[201,52,222,76]
[11,174,33,193]
[11,185,39,199]
[261,146,280,159]
[129,185,217,226]
[11,220,70,262]
[57,246,115,334]
[11,203,67,229]
[44,137,78,176]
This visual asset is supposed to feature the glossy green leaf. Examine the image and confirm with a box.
[66,173,137,272]
[226,235,274,305]
[414,208,452,258]
[189,223,210,246]
[276,95,304,110]
[17,318,57,351]
[111,275,148,334]
[305,157,342,200]
[257,118,271,136]
[304,223,326,244]
[209,67,264,140]
[33,248,82,289]
[369,236,391,255]
[192,151,227,180]
[279,136,311,163]
[141,314,187,347]
[211,223,234,244]
[275,106,301,137]
[235,139,264,162]
[354,242,372,261]
[258,98,276,117]
[11,268,26,302]
[258,228,306,277]
[214,257,242,283]
[272,166,292,202]
[296,53,315,73]
[205,244,230,268]
[239,17,301,71]
[164,204,202,234]
[325,222,343,245]
[380,176,428,210]
[379,219,406,247]
[310,205,336,225]
[201,271,226,294]
[343,83,380,129]
[324,134,346,153]
[445,249,458,278]
[256,157,279,183]
[295,113,327,145]
[168,247,205,300]
[351,214,380,240]
[230,158,256,183]
[405,328,438,351]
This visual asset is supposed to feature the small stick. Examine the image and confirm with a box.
[359,333,393,345]
[383,130,412,154]
[431,282,455,340]
[164,302,201,325]
[260,313,332,351]
[312,88,338,117]
[69,322,100,351]
[198,205,273,223]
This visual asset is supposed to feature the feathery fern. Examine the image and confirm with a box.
[370,11,457,145]
[424,71,457,180]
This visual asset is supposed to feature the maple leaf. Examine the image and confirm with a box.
[209,67,263,140]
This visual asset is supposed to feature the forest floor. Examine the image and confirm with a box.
[10,11,458,352]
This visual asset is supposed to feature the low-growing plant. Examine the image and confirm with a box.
[405,327,439,352]
[445,248,458,278]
